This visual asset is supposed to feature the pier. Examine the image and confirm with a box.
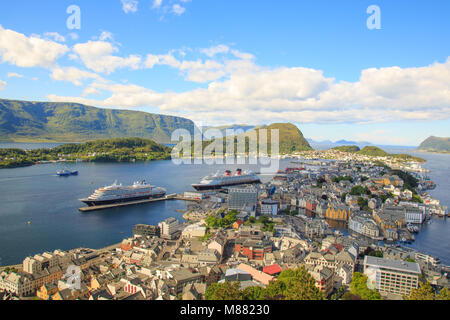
[78,194,178,212]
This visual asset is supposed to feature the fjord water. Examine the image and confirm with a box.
[0,144,278,266]
[0,143,448,266]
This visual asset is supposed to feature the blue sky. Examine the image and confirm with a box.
[0,0,449,146]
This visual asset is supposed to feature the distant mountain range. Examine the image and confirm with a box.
[307,138,374,148]
[0,99,195,144]
[417,136,450,153]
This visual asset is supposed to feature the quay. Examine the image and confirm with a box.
[79,194,178,212]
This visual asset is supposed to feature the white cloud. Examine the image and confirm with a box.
[230,49,254,60]
[172,4,186,15]
[99,31,114,41]
[47,58,450,126]
[68,33,79,41]
[201,45,229,57]
[152,0,163,9]
[0,25,69,68]
[0,79,6,90]
[50,66,101,86]
[7,72,23,78]
[73,41,142,74]
[44,32,66,42]
[121,0,138,13]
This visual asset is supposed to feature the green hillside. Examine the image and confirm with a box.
[417,136,450,153]
[191,123,312,155]
[357,146,389,157]
[0,99,195,144]
[332,145,361,153]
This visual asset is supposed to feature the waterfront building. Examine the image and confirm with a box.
[158,217,180,240]
[228,187,258,211]
[133,224,160,238]
[325,203,352,221]
[363,256,420,296]
[373,205,406,232]
[349,212,380,239]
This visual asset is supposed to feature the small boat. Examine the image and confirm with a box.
[57,169,78,176]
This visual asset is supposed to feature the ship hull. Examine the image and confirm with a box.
[192,179,261,191]
[81,192,166,207]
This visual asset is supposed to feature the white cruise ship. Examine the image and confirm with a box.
[80,180,166,206]
[192,169,260,191]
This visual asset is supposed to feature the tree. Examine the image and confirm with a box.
[261,267,324,300]
[205,281,243,300]
[350,272,382,300]
[404,282,450,300]
[206,267,324,301]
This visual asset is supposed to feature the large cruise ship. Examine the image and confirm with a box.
[192,169,261,191]
[80,180,166,206]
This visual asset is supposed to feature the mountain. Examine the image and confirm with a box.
[335,139,358,145]
[357,146,389,157]
[235,123,312,154]
[0,99,195,144]
[332,145,361,152]
[194,122,312,155]
[417,136,450,153]
[201,124,256,139]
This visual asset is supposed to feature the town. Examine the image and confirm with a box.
[0,155,448,300]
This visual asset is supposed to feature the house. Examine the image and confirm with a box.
[233,219,243,229]
[262,264,283,276]
[307,265,334,297]
[236,263,274,286]
[338,264,353,285]
[36,282,58,300]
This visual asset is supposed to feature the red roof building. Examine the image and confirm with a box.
[263,264,283,276]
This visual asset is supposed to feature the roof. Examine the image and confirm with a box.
[364,256,421,274]
[262,264,282,275]
[236,263,274,286]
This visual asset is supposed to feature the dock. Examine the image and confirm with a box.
[79,194,178,212]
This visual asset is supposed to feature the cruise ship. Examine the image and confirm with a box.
[80,180,166,206]
[192,169,261,191]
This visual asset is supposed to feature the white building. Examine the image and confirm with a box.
[0,272,34,297]
[158,217,180,239]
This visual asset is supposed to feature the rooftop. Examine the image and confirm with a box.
[364,256,421,274]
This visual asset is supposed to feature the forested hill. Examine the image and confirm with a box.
[0,99,195,144]
[417,136,450,153]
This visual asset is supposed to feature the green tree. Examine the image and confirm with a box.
[350,272,382,300]
[205,281,243,300]
[404,283,450,300]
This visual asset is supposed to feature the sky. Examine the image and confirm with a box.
[0,0,449,146]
